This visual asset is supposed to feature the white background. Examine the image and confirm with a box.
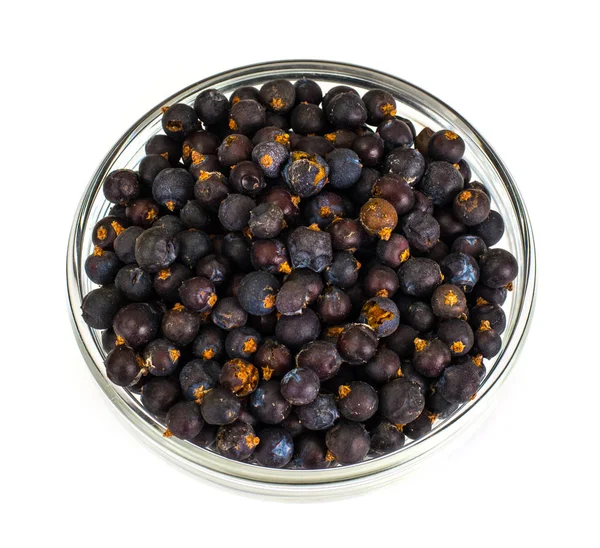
[1,2,598,547]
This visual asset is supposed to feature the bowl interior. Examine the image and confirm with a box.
[67,60,535,496]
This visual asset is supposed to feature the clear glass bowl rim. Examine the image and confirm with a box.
[66,60,536,498]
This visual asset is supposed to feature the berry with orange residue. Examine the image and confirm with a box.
[315,286,352,326]
[428,129,466,164]
[431,283,468,319]
[216,421,259,460]
[224,326,260,361]
[282,151,329,198]
[403,409,437,440]
[250,238,291,275]
[412,338,451,377]
[438,318,474,357]
[84,246,122,286]
[248,203,285,239]
[338,381,379,422]
[473,325,502,358]
[219,358,259,396]
[251,140,289,178]
[104,346,144,387]
[260,79,296,113]
[229,99,266,135]
[358,296,399,338]
[436,358,485,404]
[453,188,491,226]
[92,216,127,250]
[151,167,194,211]
[237,270,280,316]
[294,78,323,105]
[479,248,518,289]
[165,401,204,440]
[161,302,201,346]
[337,323,378,365]
[362,89,397,125]
[359,197,398,241]
[161,103,199,141]
[325,420,370,464]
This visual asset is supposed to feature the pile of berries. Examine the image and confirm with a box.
[81,77,517,468]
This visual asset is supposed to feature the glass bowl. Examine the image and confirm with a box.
[66,60,536,498]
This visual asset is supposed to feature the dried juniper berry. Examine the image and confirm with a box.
[412,338,451,377]
[145,134,182,166]
[431,284,468,319]
[479,248,518,288]
[112,302,159,349]
[315,286,351,325]
[104,346,143,387]
[380,378,425,425]
[217,134,253,167]
[327,218,363,251]
[225,327,260,360]
[326,91,367,129]
[457,159,472,184]
[219,358,259,396]
[195,252,230,286]
[360,197,398,240]
[290,102,326,134]
[229,99,266,135]
[275,308,321,349]
[230,86,262,106]
[402,211,442,252]
[282,151,329,198]
[426,390,459,419]
[337,381,378,422]
[377,118,414,149]
[350,166,381,205]
[248,203,284,239]
[294,78,323,105]
[260,79,296,113]
[352,133,385,167]
[439,318,475,357]
[254,339,292,380]
[229,161,266,196]
[403,409,436,440]
[293,135,335,157]
[165,401,204,440]
[397,360,428,394]
[218,194,255,232]
[325,420,370,464]
[436,358,484,404]
[295,393,340,431]
[322,85,358,111]
[473,323,502,358]
[153,263,192,302]
[469,303,507,334]
[440,252,480,293]
[406,301,436,333]
[162,103,199,141]
[304,192,347,228]
[134,227,179,273]
[359,297,400,338]
[250,239,291,274]
[384,147,426,185]
[260,186,300,224]
[162,303,200,346]
[376,233,410,268]
[426,240,450,263]
[470,210,505,246]
[178,276,217,313]
[211,297,248,331]
[92,216,127,250]
[451,234,488,259]
[373,174,415,216]
[187,154,221,177]
[249,379,292,424]
[324,251,361,288]
[103,169,141,204]
[466,180,490,196]
[337,323,378,365]
[283,270,323,306]
[192,325,225,361]
[365,347,401,384]
[420,161,464,206]
[280,368,320,406]
[370,420,405,454]
[293,433,330,469]
[175,229,211,268]
[113,226,144,263]
[193,89,229,125]
[428,130,465,163]
[275,280,309,316]
[179,359,221,403]
[434,208,467,244]
[254,428,294,468]
[296,340,343,382]
[216,421,259,460]
[362,89,397,125]
[253,126,291,147]
[222,232,252,272]
[125,197,160,228]
[141,339,180,376]
[201,387,242,425]
[287,225,332,272]
[115,264,153,301]
[179,200,210,230]
[141,376,181,415]
[324,129,357,148]
[398,258,443,298]
[252,141,289,178]
[453,188,491,226]
[139,154,171,187]
[413,190,434,215]
[101,328,117,352]
[85,247,122,285]
[181,131,220,166]
[237,271,280,316]
[472,284,507,307]
[152,214,184,237]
